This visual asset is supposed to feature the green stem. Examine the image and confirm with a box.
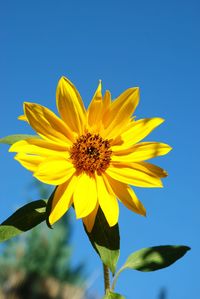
[103,263,110,294]
[111,266,125,291]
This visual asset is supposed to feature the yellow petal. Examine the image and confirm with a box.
[34,157,75,185]
[14,153,44,172]
[9,138,70,157]
[73,173,97,218]
[102,90,112,128]
[106,164,163,188]
[103,87,139,139]
[136,161,168,178]
[49,176,77,225]
[82,203,99,232]
[24,102,73,144]
[111,118,164,150]
[96,174,119,226]
[105,174,146,216]
[56,76,86,135]
[18,114,27,121]
[103,90,111,112]
[112,142,172,162]
[87,80,103,130]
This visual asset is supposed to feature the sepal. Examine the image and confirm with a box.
[0,134,40,145]
[83,207,120,275]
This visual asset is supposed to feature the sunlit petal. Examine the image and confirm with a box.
[34,157,75,185]
[73,173,97,218]
[56,76,86,135]
[107,163,163,187]
[14,153,44,172]
[24,102,73,144]
[9,138,70,157]
[102,90,112,128]
[112,142,172,162]
[106,174,146,216]
[18,114,27,121]
[111,117,164,150]
[103,87,139,139]
[49,175,77,225]
[135,161,168,178]
[96,174,119,226]
[87,81,103,130]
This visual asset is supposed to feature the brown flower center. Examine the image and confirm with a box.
[70,133,112,176]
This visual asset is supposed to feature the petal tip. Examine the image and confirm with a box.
[163,170,169,177]
[18,114,27,121]
[23,101,32,107]
[169,145,173,152]
[158,117,165,124]
[9,142,20,152]
[48,213,57,226]
[96,80,102,97]
[165,145,173,155]
[139,206,147,217]
[8,146,13,153]
[110,218,118,227]
[48,215,54,225]
[59,76,67,85]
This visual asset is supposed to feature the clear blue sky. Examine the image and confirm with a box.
[0,1,199,298]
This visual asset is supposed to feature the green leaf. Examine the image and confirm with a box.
[0,134,40,145]
[123,245,190,272]
[111,245,190,291]
[0,200,47,242]
[83,207,120,275]
[103,290,125,299]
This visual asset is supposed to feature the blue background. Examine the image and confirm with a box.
[0,1,199,298]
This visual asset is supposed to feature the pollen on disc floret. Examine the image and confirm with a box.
[70,132,112,176]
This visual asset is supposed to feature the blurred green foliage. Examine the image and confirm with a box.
[0,181,85,298]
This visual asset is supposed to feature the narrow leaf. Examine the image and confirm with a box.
[123,245,190,272]
[103,291,125,299]
[0,200,47,242]
[84,207,120,275]
[0,134,40,145]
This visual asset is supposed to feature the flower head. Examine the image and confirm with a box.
[10,77,171,231]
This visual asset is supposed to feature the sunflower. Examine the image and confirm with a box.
[9,77,171,231]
